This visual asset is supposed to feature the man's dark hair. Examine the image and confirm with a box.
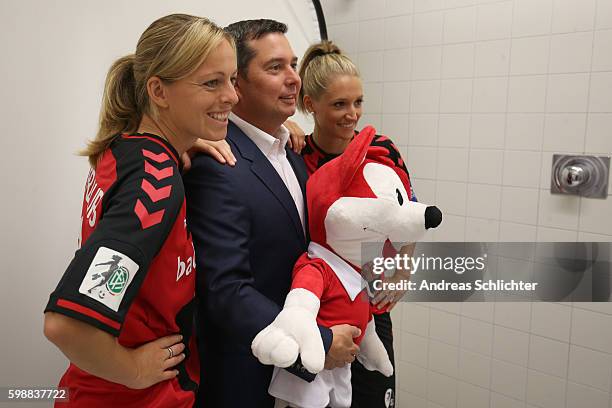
[225,19,288,78]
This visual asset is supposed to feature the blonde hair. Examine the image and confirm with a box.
[297,40,360,113]
[82,14,233,167]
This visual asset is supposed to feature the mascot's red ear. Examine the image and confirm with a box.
[337,126,377,192]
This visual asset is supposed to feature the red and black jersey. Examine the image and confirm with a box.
[45,133,198,407]
[301,131,417,202]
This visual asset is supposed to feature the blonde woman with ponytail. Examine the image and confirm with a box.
[296,40,417,408]
[43,14,237,407]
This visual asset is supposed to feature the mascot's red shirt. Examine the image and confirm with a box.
[291,247,370,344]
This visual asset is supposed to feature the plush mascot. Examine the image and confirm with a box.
[252,126,442,408]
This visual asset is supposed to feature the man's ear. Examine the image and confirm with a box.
[233,75,244,101]
[146,76,169,110]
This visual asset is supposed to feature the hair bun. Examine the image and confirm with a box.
[317,40,341,57]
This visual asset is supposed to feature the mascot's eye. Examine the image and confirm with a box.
[396,188,404,206]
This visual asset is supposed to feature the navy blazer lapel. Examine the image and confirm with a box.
[286,148,310,241]
[227,121,305,243]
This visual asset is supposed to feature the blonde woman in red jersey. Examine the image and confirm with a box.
[43,14,238,407]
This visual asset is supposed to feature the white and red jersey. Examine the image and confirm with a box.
[45,133,198,407]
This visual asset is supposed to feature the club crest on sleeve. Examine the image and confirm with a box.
[78,247,139,311]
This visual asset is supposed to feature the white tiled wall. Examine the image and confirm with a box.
[324,0,612,243]
[389,301,612,407]
[322,0,612,406]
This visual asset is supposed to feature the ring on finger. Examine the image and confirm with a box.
[167,347,174,359]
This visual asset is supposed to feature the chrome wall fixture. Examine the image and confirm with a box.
[551,154,610,198]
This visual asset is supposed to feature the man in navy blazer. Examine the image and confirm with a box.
[184,20,360,408]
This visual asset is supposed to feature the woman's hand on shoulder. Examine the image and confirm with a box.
[182,138,236,172]
[284,120,306,154]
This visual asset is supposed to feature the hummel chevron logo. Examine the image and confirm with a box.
[141,179,172,203]
[142,149,170,163]
[144,161,173,181]
[134,199,165,229]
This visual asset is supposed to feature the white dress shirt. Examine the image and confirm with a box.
[229,112,305,233]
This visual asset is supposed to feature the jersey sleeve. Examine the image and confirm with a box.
[290,258,330,299]
[45,140,184,336]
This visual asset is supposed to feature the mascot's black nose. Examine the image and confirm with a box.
[425,206,442,229]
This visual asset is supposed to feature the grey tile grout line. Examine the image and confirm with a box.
[527,292,537,406]
[533,0,555,245]
[408,28,607,48]
[587,3,609,408]
[397,108,612,114]
[462,1,480,243]
[399,5,417,406]
[494,0,514,244]
[331,22,609,50]
[429,1,445,244]
[609,342,612,408]
[403,146,610,158]
[564,305,575,408]
[360,70,612,85]
[358,0,510,22]
[411,72,605,84]
[577,1,601,240]
[423,5,447,403]
[424,300,431,403]
[496,4,523,401]
[358,75,612,90]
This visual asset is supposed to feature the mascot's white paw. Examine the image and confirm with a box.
[252,325,300,367]
[357,352,394,377]
[356,319,394,377]
[251,289,325,374]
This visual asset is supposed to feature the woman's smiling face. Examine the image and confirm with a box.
[308,74,363,144]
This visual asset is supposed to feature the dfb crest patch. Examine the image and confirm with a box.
[79,247,139,311]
